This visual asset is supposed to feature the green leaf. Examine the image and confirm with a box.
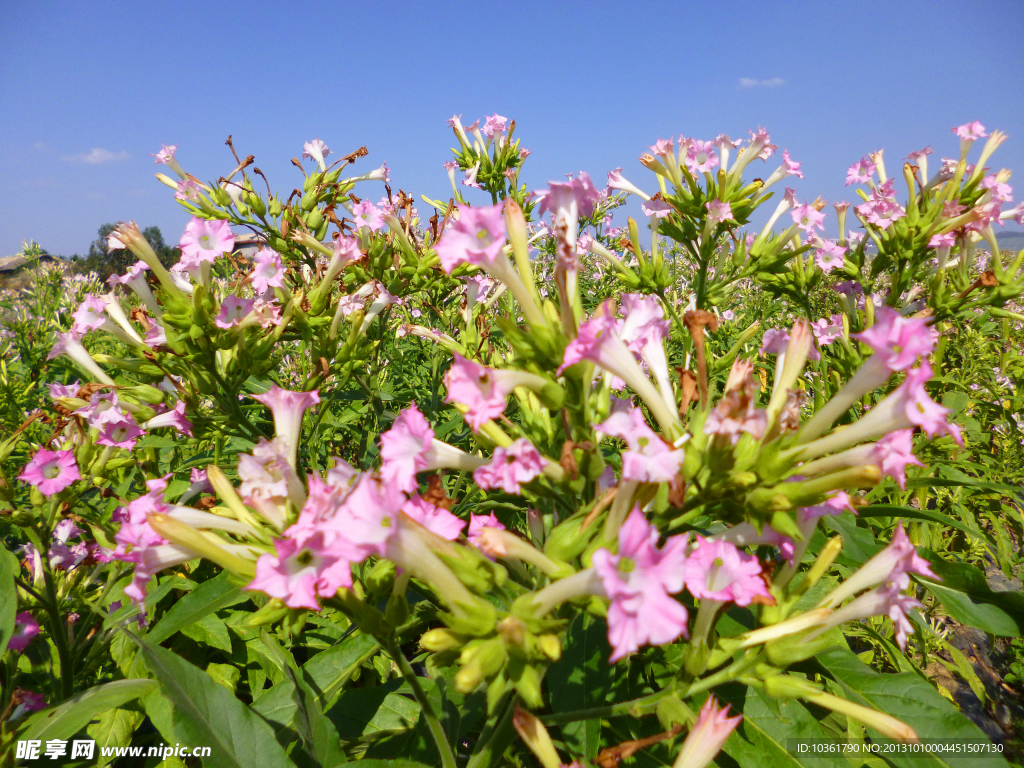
[19,679,157,742]
[354,762,432,768]
[941,390,969,415]
[328,681,420,739]
[920,556,1024,636]
[858,504,993,546]
[146,571,247,646]
[181,613,234,653]
[0,546,19,655]
[546,613,613,757]
[719,685,847,768]
[207,662,242,692]
[822,514,881,566]
[815,647,1009,768]
[87,705,144,766]
[139,640,296,768]
[301,632,380,708]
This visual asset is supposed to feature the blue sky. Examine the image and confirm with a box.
[2,0,1022,257]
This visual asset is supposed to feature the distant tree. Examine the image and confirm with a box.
[76,223,178,280]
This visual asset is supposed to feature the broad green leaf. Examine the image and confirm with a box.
[822,514,881,566]
[719,686,848,768]
[139,640,296,768]
[815,647,1009,768]
[181,613,234,653]
[328,681,420,739]
[147,571,247,645]
[546,613,613,757]
[19,679,157,742]
[207,662,242,692]
[920,556,1024,635]
[302,631,380,708]
[87,705,144,766]
[0,546,19,655]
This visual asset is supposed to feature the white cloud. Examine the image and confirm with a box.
[738,77,785,89]
[61,148,131,164]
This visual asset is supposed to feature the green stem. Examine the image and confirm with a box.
[467,693,518,768]
[42,564,74,700]
[386,636,456,768]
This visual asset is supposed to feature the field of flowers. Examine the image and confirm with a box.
[1,115,1024,767]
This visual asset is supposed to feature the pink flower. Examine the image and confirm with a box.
[953,121,987,141]
[19,449,81,496]
[929,232,956,248]
[435,203,506,273]
[468,512,506,548]
[858,198,906,230]
[252,386,321,469]
[443,354,514,432]
[251,248,285,293]
[649,137,675,159]
[853,306,935,372]
[685,140,719,174]
[473,439,545,494]
[96,412,144,450]
[811,314,844,346]
[178,217,235,262]
[906,146,933,163]
[778,149,803,178]
[814,240,847,273]
[704,360,767,444]
[760,328,789,355]
[705,199,734,226]
[482,113,508,139]
[71,296,108,334]
[15,690,47,715]
[722,310,735,321]
[641,198,673,219]
[790,203,826,233]
[352,201,385,232]
[175,178,201,202]
[683,536,771,606]
[302,138,331,167]
[49,380,81,401]
[215,295,255,329]
[401,496,465,540]
[598,405,684,483]
[672,696,742,768]
[8,612,40,652]
[607,168,649,199]
[800,490,855,521]
[247,532,352,610]
[591,508,689,662]
[143,400,193,437]
[536,172,601,221]
[152,144,178,165]
[869,429,924,489]
[846,155,876,186]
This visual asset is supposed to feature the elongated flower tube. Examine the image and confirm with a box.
[251,386,320,470]
[238,438,308,530]
[728,126,775,182]
[473,527,567,577]
[146,514,257,577]
[804,581,922,650]
[380,403,487,493]
[164,505,259,538]
[513,706,563,768]
[799,307,935,443]
[803,690,918,742]
[112,221,185,300]
[765,320,813,429]
[434,203,545,326]
[385,513,477,616]
[619,293,676,414]
[797,429,923,489]
[107,261,161,318]
[819,523,937,609]
[607,168,650,200]
[671,696,742,768]
[532,568,604,617]
[562,301,682,437]
[597,405,684,484]
[47,332,115,386]
[797,362,960,461]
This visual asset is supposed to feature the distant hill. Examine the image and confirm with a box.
[996,230,1024,249]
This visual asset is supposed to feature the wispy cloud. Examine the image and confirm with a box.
[738,77,785,89]
[61,148,131,164]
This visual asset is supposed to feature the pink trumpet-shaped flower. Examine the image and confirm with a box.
[672,696,743,768]
[251,386,321,469]
[379,403,487,492]
[482,113,508,139]
[247,532,352,610]
[597,405,684,483]
[178,217,235,262]
[214,295,255,329]
[434,203,507,273]
[705,199,734,226]
[953,121,987,142]
[401,496,466,541]
[591,508,689,662]
[683,536,772,606]
[352,200,385,232]
[811,581,923,651]
[685,140,719,174]
[8,612,40,652]
[811,314,844,346]
[19,449,81,496]
[536,172,602,222]
[641,198,673,219]
[473,439,545,494]
[821,522,937,610]
[870,430,924,488]
[846,155,876,186]
[302,138,331,168]
[790,203,826,233]
[144,400,193,437]
[814,240,847,273]
[468,512,506,548]
[854,306,935,372]
[71,296,108,334]
[96,411,144,450]
[444,354,512,430]
[251,248,285,293]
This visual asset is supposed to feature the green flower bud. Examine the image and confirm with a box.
[455,638,507,693]
[365,558,396,596]
[543,516,597,563]
[421,628,463,652]
[537,634,561,661]
[763,674,823,701]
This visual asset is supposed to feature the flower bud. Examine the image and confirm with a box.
[537,634,561,661]
[366,558,397,596]
[455,637,507,693]
[763,674,823,700]
[421,628,464,652]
